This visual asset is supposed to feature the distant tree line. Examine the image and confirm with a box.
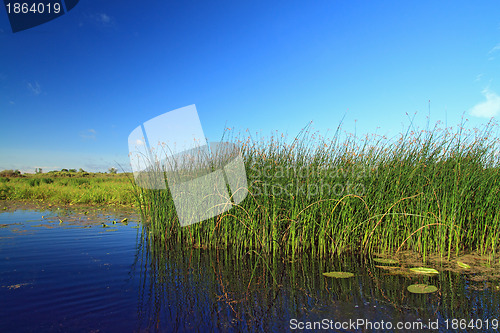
[0,170,22,177]
[1,167,120,177]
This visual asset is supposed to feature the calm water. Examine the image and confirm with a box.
[1,207,500,332]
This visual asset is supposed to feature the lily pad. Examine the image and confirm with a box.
[373,258,399,264]
[407,284,438,294]
[323,271,354,278]
[410,267,439,274]
[457,261,471,269]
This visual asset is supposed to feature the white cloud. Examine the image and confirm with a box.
[488,44,500,60]
[469,88,500,118]
[27,81,41,95]
[80,129,97,140]
[475,73,484,82]
[79,12,114,28]
[91,12,113,26]
[488,44,500,54]
[97,13,111,24]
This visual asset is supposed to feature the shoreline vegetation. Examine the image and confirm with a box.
[2,120,500,259]
[0,169,136,207]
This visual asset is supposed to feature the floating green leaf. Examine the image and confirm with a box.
[322,271,354,278]
[373,258,398,264]
[407,284,438,294]
[457,261,471,269]
[410,267,439,274]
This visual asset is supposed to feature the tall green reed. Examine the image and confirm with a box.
[134,119,500,259]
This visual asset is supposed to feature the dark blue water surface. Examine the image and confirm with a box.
[1,206,500,332]
[0,208,142,332]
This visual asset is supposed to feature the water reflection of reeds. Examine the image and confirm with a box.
[133,227,500,332]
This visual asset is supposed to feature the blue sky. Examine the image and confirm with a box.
[1,0,500,173]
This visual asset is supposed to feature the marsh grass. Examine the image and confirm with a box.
[135,118,500,260]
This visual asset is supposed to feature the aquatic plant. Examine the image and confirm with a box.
[457,261,471,269]
[407,284,438,294]
[133,118,500,259]
[322,271,354,278]
[409,267,439,274]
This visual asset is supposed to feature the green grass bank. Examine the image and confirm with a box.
[0,170,136,207]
